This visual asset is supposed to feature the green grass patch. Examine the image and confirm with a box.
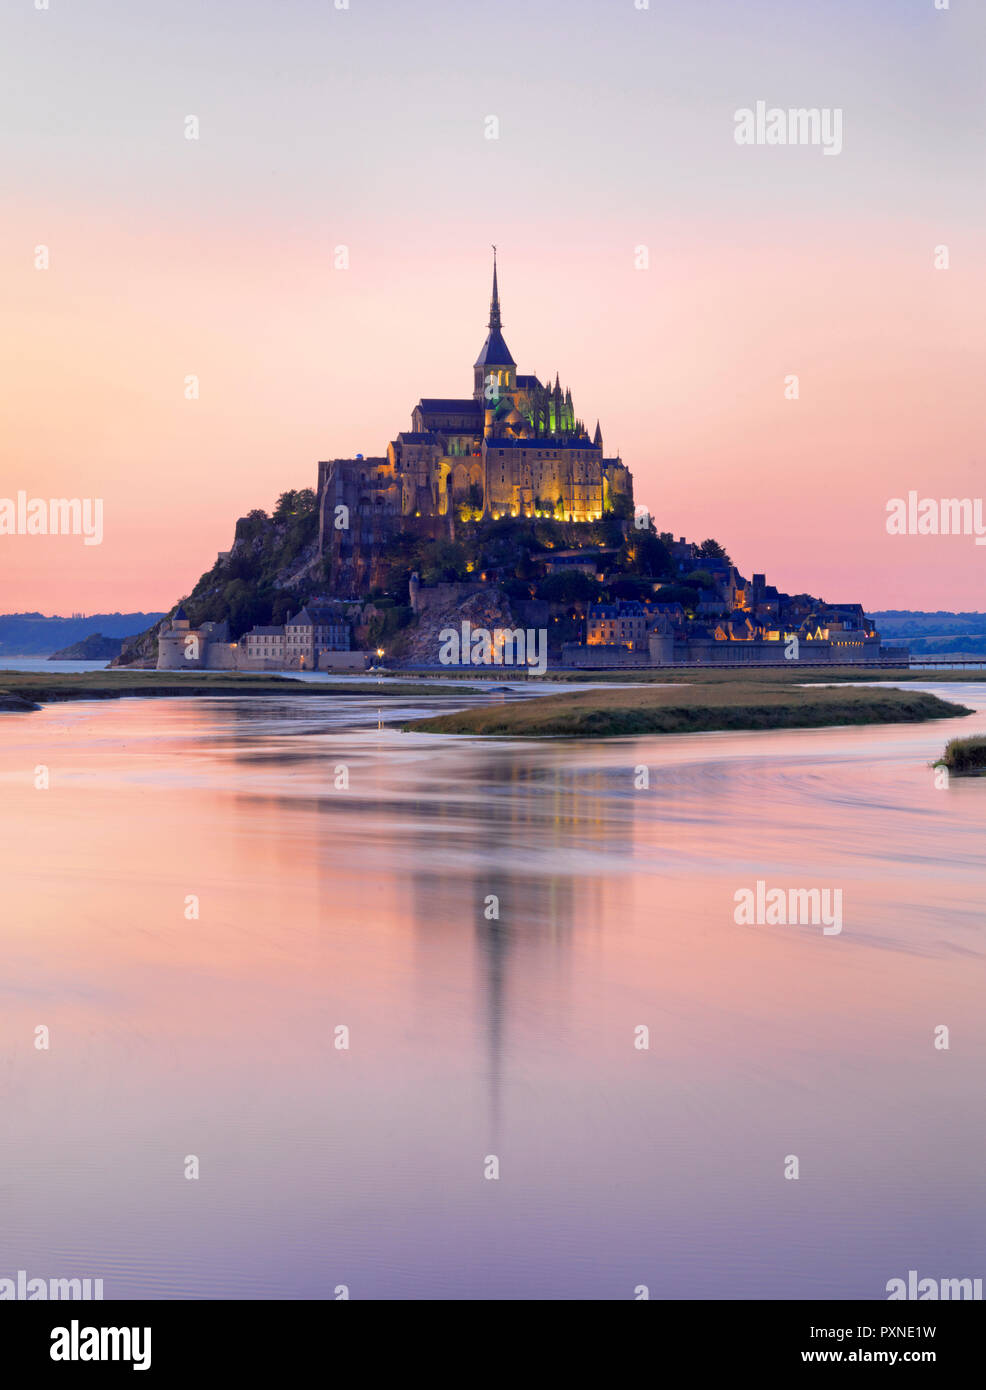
[510,666,986,685]
[404,682,971,738]
[391,665,986,686]
[934,735,986,776]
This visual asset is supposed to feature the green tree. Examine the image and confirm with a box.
[273,488,316,519]
[698,538,730,563]
[609,575,655,602]
[654,583,700,611]
[271,593,296,625]
[536,570,603,603]
[515,547,536,581]
[684,569,715,591]
[274,490,299,519]
[634,533,672,577]
[419,539,469,584]
[235,509,269,544]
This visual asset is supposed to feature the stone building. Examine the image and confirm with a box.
[239,626,285,668]
[157,603,352,671]
[317,254,633,589]
[566,573,901,669]
[586,602,651,651]
[156,606,238,670]
[283,604,351,670]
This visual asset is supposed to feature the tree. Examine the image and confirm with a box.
[698,538,730,563]
[609,575,655,601]
[634,533,672,577]
[501,577,535,601]
[271,592,296,625]
[274,488,316,519]
[597,514,626,548]
[655,583,700,610]
[235,509,269,544]
[219,579,267,638]
[683,569,715,591]
[536,570,602,603]
[419,539,468,584]
[224,552,261,584]
[515,547,536,581]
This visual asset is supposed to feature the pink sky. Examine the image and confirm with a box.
[2,0,984,613]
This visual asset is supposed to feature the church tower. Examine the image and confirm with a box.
[473,249,516,403]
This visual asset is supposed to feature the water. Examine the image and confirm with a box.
[0,683,983,1299]
[0,658,112,673]
[0,656,619,691]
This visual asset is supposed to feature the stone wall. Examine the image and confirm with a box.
[318,651,372,671]
[561,644,652,668]
[563,637,907,669]
[410,581,483,615]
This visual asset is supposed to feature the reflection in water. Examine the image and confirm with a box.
[0,685,984,1299]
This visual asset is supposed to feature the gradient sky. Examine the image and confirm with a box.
[2,0,984,613]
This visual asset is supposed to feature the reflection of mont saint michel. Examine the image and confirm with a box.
[317,252,633,584]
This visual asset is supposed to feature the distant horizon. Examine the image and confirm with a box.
[1,610,165,620]
[4,604,986,626]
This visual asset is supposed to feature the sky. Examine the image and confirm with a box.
[1,0,984,613]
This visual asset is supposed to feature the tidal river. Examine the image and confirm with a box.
[1,682,983,1299]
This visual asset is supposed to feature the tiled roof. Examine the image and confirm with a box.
[473,328,516,367]
[418,399,483,414]
[590,602,648,618]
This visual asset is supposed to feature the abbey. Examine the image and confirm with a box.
[317,253,633,585]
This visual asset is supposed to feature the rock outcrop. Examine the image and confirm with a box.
[49,633,123,661]
[394,586,515,667]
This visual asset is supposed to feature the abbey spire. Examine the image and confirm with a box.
[316,253,633,562]
[489,248,502,331]
[474,247,516,400]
